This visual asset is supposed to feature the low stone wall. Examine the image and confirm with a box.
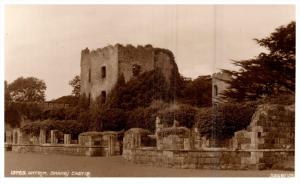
[8,129,123,157]
[12,144,108,156]
[123,148,294,170]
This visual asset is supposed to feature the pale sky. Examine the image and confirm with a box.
[4,5,295,100]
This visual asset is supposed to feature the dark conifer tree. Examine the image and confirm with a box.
[222,21,295,101]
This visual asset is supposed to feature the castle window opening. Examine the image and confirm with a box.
[88,68,91,83]
[214,85,218,96]
[101,91,106,104]
[88,93,91,104]
[101,66,106,78]
[258,132,261,138]
[132,64,141,76]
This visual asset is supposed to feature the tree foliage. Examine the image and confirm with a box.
[90,107,127,131]
[7,77,47,102]
[195,101,258,139]
[222,21,295,101]
[180,75,212,107]
[5,80,11,102]
[125,100,167,132]
[69,75,81,97]
[5,102,43,129]
[4,103,21,128]
[21,119,86,138]
[157,103,198,129]
[107,69,180,110]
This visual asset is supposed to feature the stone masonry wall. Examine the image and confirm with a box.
[156,127,191,150]
[12,144,107,156]
[80,46,119,101]
[123,148,294,170]
[118,45,154,82]
[232,104,294,150]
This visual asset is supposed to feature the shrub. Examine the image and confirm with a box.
[194,107,213,136]
[89,108,126,131]
[77,110,93,131]
[126,102,198,132]
[21,119,86,138]
[64,106,80,120]
[158,103,198,128]
[5,103,21,128]
[195,101,258,139]
[5,102,43,128]
[126,107,157,132]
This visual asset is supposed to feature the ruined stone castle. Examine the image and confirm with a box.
[80,44,178,103]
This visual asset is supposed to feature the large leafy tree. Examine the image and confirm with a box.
[5,80,11,102]
[7,77,47,102]
[222,21,295,101]
[69,75,81,97]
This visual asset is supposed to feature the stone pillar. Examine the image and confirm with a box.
[155,116,163,137]
[50,130,59,144]
[5,131,12,144]
[132,133,141,148]
[184,138,191,150]
[64,134,71,144]
[39,129,46,144]
[88,136,92,146]
[107,135,113,156]
[12,128,21,144]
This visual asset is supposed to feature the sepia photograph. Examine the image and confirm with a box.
[1,2,297,181]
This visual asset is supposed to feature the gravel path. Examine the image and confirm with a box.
[5,151,294,177]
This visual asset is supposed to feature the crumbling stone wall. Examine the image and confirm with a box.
[232,104,295,150]
[118,44,154,82]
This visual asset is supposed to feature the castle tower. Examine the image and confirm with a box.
[212,72,232,104]
[80,44,178,104]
